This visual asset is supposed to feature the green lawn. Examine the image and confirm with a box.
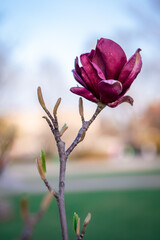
[0,189,160,240]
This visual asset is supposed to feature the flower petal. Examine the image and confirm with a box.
[121,49,142,95]
[91,62,106,80]
[72,69,87,88]
[118,49,142,84]
[89,48,106,79]
[108,95,134,108]
[75,57,81,75]
[70,87,98,103]
[96,38,127,79]
[98,79,122,104]
[80,67,98,96]
[80,53,101,92]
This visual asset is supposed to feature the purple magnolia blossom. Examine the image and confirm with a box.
[70,38,142,107]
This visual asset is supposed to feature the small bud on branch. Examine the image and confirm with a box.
[36,158,45,179]
[73,212,79,233]
[76,213,91,240]
[20,197,29,221]
[78,129,86,143]
[60,123,68,136]
[40,191,54,212]
[83,213,91,227]
[76,217,80,236]
[79,97,84,120]
[53,98,61,118]
[37,86,46,110]
[40,150,47,173]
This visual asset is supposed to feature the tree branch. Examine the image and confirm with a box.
[37,87,105,240]
[19,193,53,240]
[66,105,104,156]
[43,178,58,199]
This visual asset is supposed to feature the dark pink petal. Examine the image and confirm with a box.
[70,87,98,103]
[80,67,96,94]
[96,38,127,79]
[108,95,134,108]
[87,49,106,80]
[89,47,106,78]
[80,53,101,92]
[72,69,87,88]
[88,49,95,59]
[98,80,122,104]
[91,62,106,80]
[121,49,142,95]
[75,57,81,75]
[118,49,142,84]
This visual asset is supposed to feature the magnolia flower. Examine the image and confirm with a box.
[70,38,142,107]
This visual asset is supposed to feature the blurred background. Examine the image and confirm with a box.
[0,0,160,239]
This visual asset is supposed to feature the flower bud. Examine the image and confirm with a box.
[60,123,68,136]
[41,191,53,211]
[73,212,79,233]
[20,197,29,221]
[40,150,46,173]
[83,213,91,227]
[37,86,46,109]
[76,217,80,235]
[36,158,45,179]
[53,97,61,117]
[79,97,84,119]
[78,129,86,143]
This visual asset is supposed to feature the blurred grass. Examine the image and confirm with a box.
[0,189,160,240]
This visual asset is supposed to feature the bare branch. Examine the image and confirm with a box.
[37,87,105,240]
[66,105,104,156]
[40,192,54,211]
[36,157,58,199]
[43,178,58,199]
[42,116,55,135]
[19,193,54,240]
[20,197,29,222]
[78,129,86,143]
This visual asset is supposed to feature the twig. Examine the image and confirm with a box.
[42,116,55,136]
[76,213,91,240]
[66,104,104,156]
[19,193,53,240]
[43,178,58,199]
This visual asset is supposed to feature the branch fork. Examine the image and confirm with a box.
[36,86,105,240]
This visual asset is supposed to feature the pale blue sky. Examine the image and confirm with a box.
[0,0,137,67]
[0,0,159,115]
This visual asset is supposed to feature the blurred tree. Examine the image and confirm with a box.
[0,118,16,175]
[144,102,160,152]
[0,118,16,222]
[125,101,160,154]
